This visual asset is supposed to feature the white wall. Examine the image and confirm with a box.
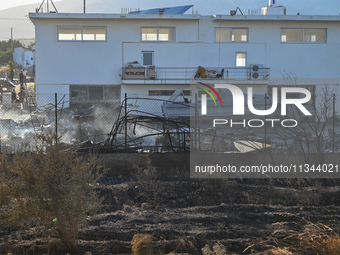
[13,47,23,66]
[24,50,34,68]
[121,84,191,95]
[34,18,199,88]
[13,47,34,68]
[36,84,70,108]
[32,14,340,99]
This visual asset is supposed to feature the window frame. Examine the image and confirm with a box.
[58,26,107,42]
[70,85,106,102]
[235,52,247,67]
[142,51,154,66]
[58,27,82,41]
[280,28,326,44]
[141,27,175,42]
[215,27,249,43]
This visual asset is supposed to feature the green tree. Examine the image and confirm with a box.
[0,135,104,253]
[0,50,14,64]
[7,60,14,80]
[27,41,35,50]
[0,39,23,52]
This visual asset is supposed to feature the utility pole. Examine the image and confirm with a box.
[11,28,13,50]
[84,0,86,13]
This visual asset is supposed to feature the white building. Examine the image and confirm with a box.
[12,47,34,69]
[28,3,340,106]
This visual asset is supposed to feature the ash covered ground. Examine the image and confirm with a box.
[1,101,340,254]
[1,167,340,255]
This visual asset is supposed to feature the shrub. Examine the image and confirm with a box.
[202,243,227,255]
[7,60,14,80]
[0,50,14,65]
[262,213,340,255]
[299,226,340,255]
[131,233,153,255]
[0,135,104,253]
[134,155,159,208]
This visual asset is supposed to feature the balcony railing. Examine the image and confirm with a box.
[122,66,270,81]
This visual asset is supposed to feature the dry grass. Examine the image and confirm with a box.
[257,212,340,255]
[243,244,295,254]
[0,63,25,80]
[0,134,104,253]
[131,233,153,255]
[133,155,159,208]
[267,247,294,255]
[298,224,340,255]
[0,65,7,73]
[202,243,227,255]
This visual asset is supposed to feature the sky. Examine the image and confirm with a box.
[0,0,63,10]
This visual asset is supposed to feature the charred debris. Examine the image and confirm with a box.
[79,96,191,154]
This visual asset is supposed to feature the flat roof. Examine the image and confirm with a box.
[29,13,340,22]
[214,15,340,22]
[29,13,201,21]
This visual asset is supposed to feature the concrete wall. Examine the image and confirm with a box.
[12,47,22,66]
[31,13,340,98]
[13,47,34,68]
[34,18,199,87]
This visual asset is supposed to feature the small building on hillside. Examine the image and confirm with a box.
[12,47,34,69]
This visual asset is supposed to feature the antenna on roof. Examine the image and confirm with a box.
[36,0,58,13]
[230,7,243,16]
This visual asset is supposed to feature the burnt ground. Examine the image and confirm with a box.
[1,169,340,255]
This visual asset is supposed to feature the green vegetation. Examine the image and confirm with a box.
[0,50,14,64]
[0,39,23,52]
[27,41,35,50]
[7,60,14,80]
[0,39,24,64]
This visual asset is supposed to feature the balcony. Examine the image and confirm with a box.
[121,66,270,85]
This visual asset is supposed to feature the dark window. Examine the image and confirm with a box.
[143,52,153,65]
[149,90,190,96]
[89,86,103,101]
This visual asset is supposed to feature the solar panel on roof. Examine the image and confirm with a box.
[129,5,194,15]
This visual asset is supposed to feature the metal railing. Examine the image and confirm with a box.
[121,66,270,81]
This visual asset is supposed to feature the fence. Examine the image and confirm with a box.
[0,91,340,156]
[0,93,119,153]
[121,66,270,80]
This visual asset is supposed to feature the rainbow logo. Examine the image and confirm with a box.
[196,82,223,106]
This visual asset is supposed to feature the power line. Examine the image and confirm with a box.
[0,18,29,20]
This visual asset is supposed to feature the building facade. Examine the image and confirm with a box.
[12,47,34,69]
[29,5,340,106]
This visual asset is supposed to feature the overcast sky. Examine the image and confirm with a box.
[0,0,63,10]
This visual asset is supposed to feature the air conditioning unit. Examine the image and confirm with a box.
[249,64,266,79]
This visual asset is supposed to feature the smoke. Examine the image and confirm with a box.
[0,108,35,152]
[0,96,189,153]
